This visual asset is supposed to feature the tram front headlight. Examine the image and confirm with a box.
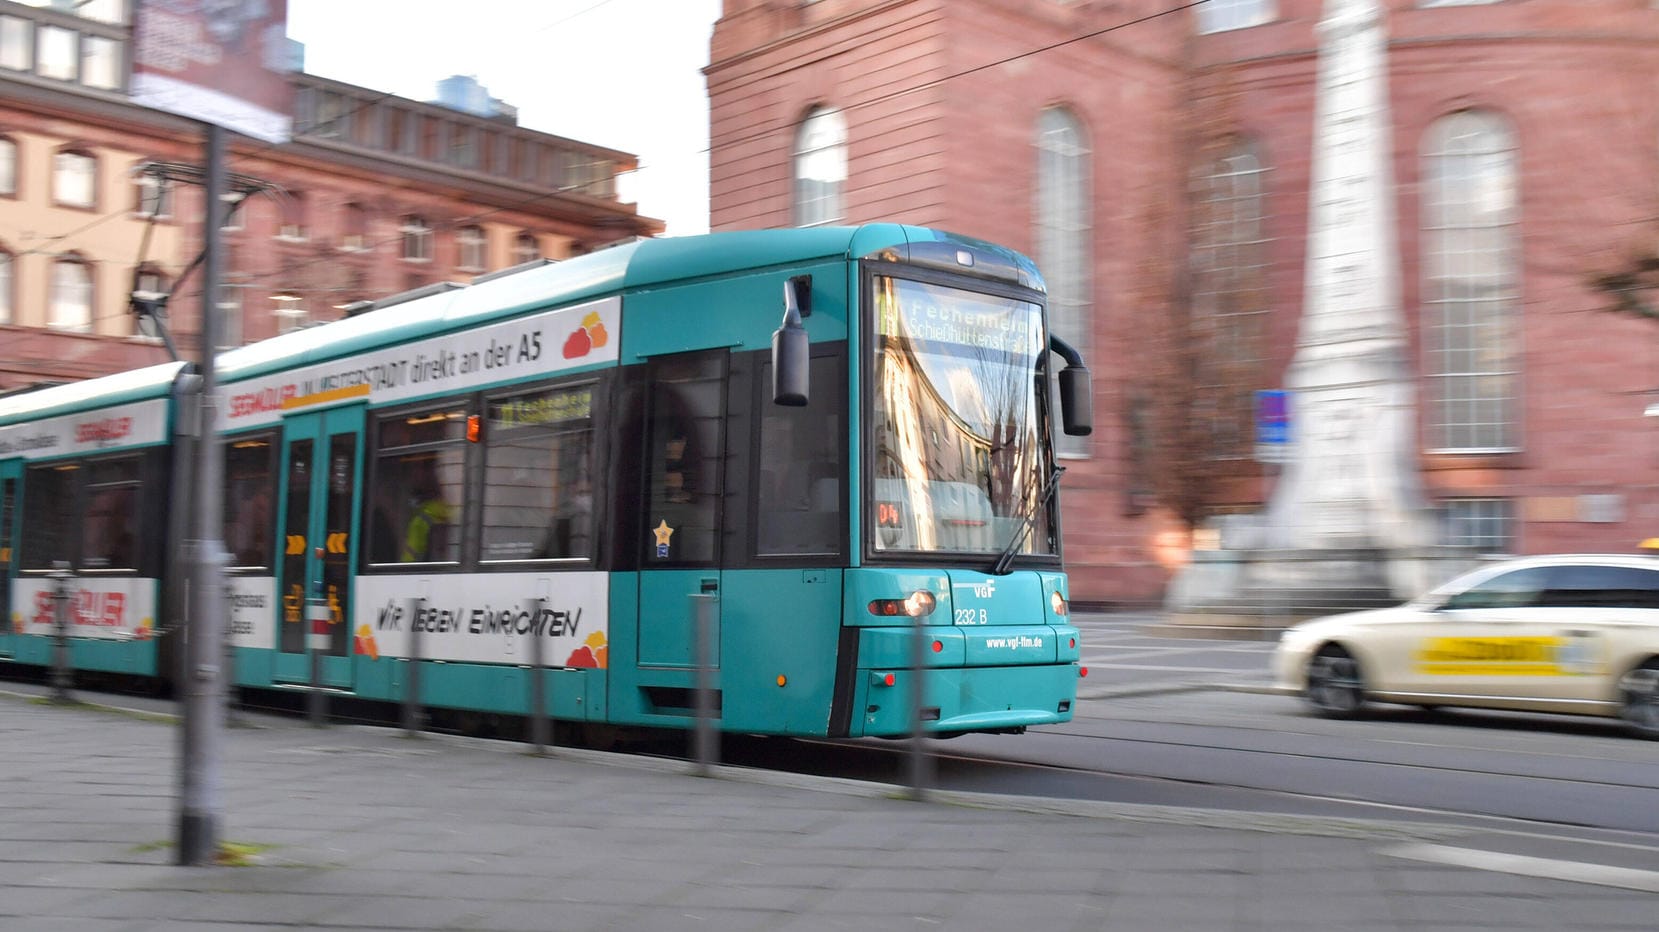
[868,590,937,618]
[1050,591,1068,617]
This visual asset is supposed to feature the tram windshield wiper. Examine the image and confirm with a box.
[991,465,1064,576]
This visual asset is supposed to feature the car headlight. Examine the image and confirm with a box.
[1277,625,1315,650]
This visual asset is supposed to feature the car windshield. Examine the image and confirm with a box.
[866,274,1053,557]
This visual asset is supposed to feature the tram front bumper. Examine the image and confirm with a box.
[855,662,1080,737]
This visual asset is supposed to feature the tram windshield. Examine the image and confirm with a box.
[868,275,1054,557]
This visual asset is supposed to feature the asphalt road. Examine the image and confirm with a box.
[937,614,1656,836]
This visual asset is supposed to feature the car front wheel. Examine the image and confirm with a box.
[1619,662,1659,739]
[1305,646,1366,719]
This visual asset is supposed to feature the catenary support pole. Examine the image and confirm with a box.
[178,120,229,867]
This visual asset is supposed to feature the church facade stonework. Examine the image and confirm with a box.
[708,0,1659,607]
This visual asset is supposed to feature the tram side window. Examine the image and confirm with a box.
[757,356,841,556]
[21,464,76,570]
[82,458,140,570]
[368,406,466,565]
[223,436,276,569]
[481,383,596,562]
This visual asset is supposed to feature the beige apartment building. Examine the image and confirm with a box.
[0,0,661,389]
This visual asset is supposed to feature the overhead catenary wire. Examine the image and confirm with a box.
[49,0,1211,330]
[203,0,1207,297]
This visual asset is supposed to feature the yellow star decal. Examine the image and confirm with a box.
[653,519,674,547]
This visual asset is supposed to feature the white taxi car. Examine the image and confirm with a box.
[1273,554,1659,737]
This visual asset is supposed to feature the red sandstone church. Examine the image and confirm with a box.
[707,0,1659,606]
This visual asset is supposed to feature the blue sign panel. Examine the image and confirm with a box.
[1256,390,1290,462]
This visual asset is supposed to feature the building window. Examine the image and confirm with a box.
[488,133,509,175]
[353,99,381,148]
[518,139,538,182]
[1197,0,1275,33]
[278,191,307,240]
[37,23,75,81]
[1422,110,1518,452]
[313,91,344,139]
[81,34,118,90]
[794,106,845,227]
[70,0,129,25]
[512,231,539,265]
[133,266,167,341]
[1035,106,1092,458]
[220,191,246,231]
[134,173,170,218]
[217,287,243,349]
[50,256,93,332]
[458,225,486,271]
[1441,498,1513,554]
[451,125,477,169]
[1192,136,1271,458]
[570,157,613,198]
[274,292,307,333]
[1125,395,1153,515]
[421,115,442,161]
[400,215,431,262]
[551,149,575,190]
[54,149,96,208]
[340,202,367,251]
[0,136,15,196]
[0,248,12,325]
[388,108,415,156]
[0,15,31,72]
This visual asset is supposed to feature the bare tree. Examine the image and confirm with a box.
[1141,68,1271,534]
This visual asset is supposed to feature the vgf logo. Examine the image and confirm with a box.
[952,579,996,599]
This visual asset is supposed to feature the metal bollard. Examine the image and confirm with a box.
[49,561,74,704]
[222,575,242,728]
[908,609,931,801]
[402,596,424,736]
[691,590,719,775]
[527,597,550,755]
[306,594,329,726]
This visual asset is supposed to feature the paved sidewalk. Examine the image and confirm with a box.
[2,688,1653,931]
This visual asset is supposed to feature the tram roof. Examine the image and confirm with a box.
[0,361,189,424]
[216,224,1041,384]
[0,226,1042,422]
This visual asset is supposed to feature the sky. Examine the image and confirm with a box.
[284,0,723,236]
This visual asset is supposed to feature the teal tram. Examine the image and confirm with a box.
[0,224,1094,739]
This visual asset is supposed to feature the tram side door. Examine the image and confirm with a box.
[637,350,728,673]
[273,407,363,688]
[0,460,17,658]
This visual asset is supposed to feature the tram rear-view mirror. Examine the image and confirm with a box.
[1048,333,1093,437]
[772,275,811,406]
[1058,364,1093,436]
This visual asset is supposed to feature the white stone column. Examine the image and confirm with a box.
[1257,0,1436,556]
